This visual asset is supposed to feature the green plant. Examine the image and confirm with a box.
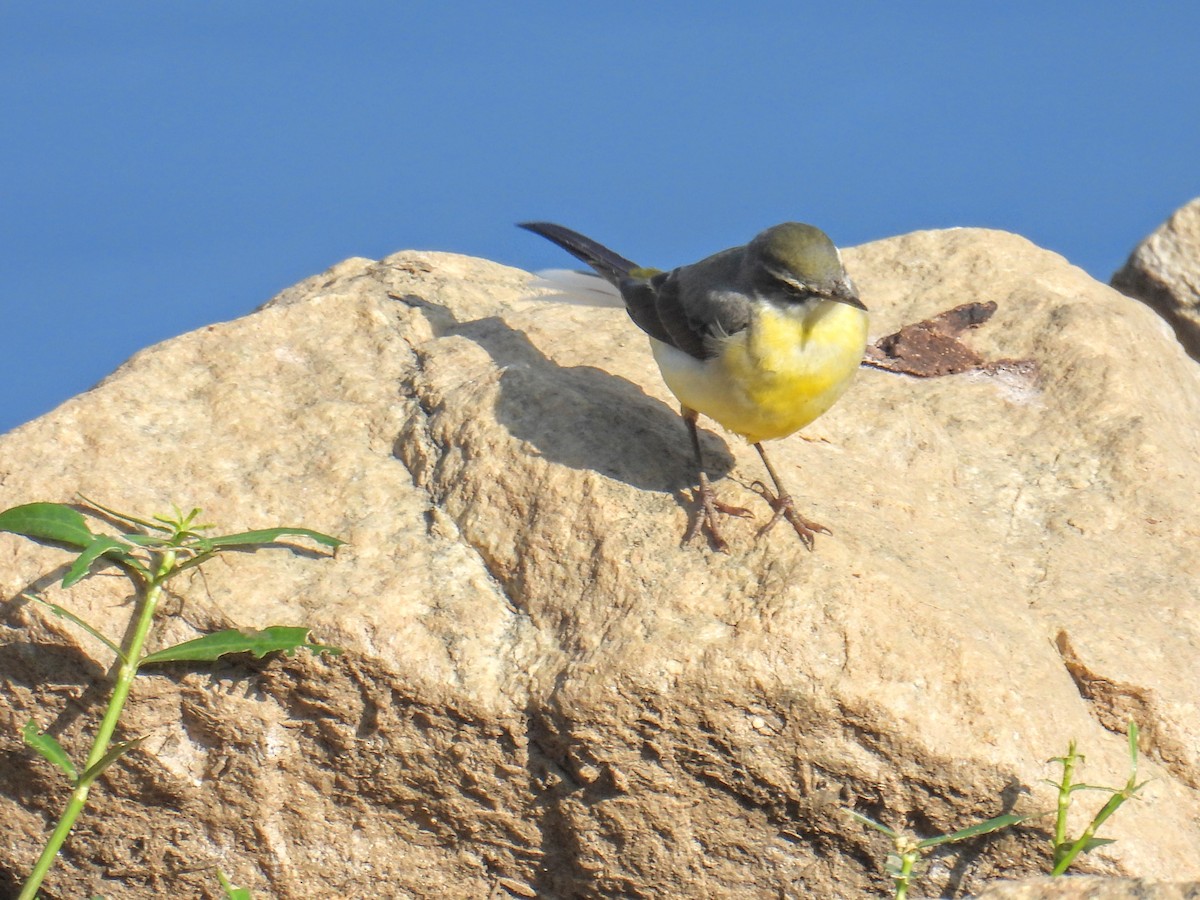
[0,499,342,900]
[218,870,253,899]
[1046,722,1146,875]
[846,807,1033,900]
[846,723,1148,897]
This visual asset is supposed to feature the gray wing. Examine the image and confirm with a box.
[620,248,752,361]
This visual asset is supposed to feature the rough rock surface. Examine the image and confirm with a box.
[2,228,1200,898]
[1112,197,1200,359]
[973,877,1200,899]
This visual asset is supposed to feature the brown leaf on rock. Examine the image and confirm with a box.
[863,299,1037,378]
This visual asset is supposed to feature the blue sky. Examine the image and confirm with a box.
[3,3,1198,435]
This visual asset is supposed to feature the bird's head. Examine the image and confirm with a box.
[746,222,866,311]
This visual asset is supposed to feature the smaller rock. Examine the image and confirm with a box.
[1112,197,1200,359]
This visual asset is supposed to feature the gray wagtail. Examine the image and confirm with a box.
[518,222,868,551]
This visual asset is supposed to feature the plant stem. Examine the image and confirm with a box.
[1052,741,1077,868]
[18,551,174,900]
[81,552,170,770]
[893,850,916,900]
[1051,784,1132,876]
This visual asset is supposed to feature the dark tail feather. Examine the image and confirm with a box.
[517,222,638,287]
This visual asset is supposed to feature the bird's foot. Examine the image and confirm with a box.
[750,481,830,551]
[685,472,753,552]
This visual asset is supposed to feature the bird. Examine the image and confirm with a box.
[518,221,868,551]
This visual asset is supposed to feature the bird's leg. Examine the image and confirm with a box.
[681,408,752,551]
[750,442,831,551]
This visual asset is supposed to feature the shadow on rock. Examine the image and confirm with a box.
[395,294,735,494]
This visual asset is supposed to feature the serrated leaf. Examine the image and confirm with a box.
[0,502,95,548]
[916,812,1034,849]
[77,737,146,785]
[22,720,78,781]
[140,626,341,664]
[62,535,137,587]
[205,527,344,550]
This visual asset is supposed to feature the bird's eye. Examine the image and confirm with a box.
[780,281,810,299]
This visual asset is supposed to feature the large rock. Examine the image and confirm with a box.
[1112,197,1200,359]
[2,228,1199,898]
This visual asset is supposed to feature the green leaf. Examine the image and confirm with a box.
[22,720,78,781]
[205,527,344,550]
[183,535,215,555]
[119,532,170,547]
[155,506,207,531]
[0,502,95,548]
[140,626,341,664]
[62,535,137,587]
[1127,722,1140,765]
[77,737,146,785]
[1079,836,1116,854]
[916,812,1035,849]
[844,808,898,838]
[883,852,906,878]
[22,593,126,662]
[218,871,252,900]
[76,494,165,533]
[1067,782,1118,794]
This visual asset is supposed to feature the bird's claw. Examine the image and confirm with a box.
[685,474,753,552]
[751,482,830,551]
[713,499,754,519]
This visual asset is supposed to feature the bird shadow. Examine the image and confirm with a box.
[393,293,735,494]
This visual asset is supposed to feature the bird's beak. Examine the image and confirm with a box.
[832,281,867,311]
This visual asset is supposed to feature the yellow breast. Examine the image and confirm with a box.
[651,300,868,444]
